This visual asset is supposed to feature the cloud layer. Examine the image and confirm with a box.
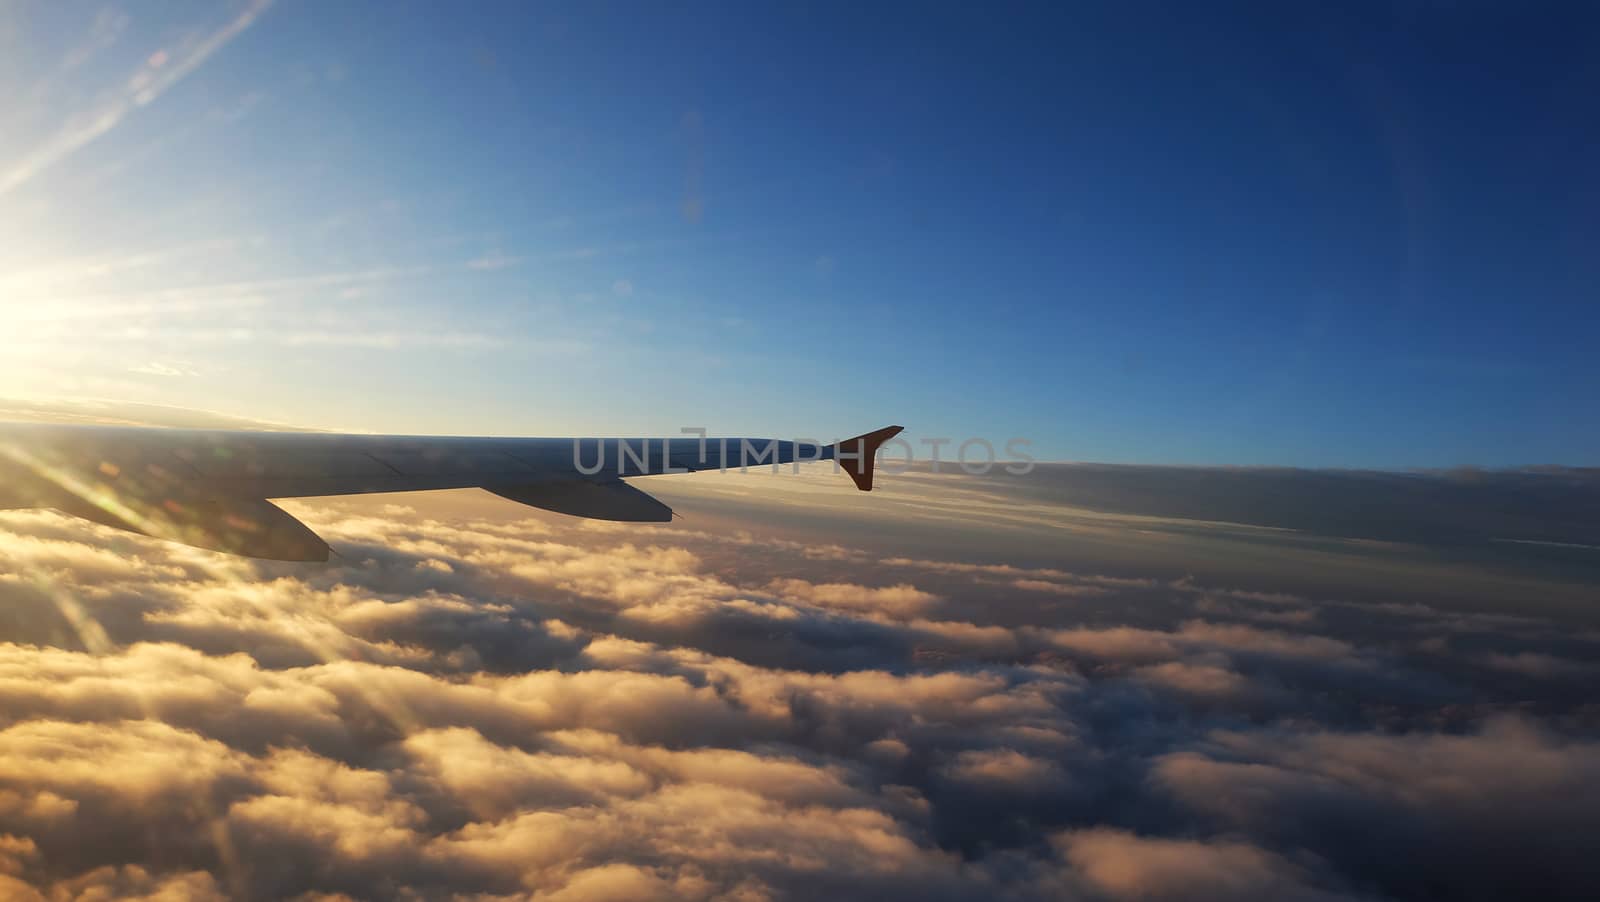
[0,476,1597,900]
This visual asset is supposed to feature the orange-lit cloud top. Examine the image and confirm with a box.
[0,452,1597,900]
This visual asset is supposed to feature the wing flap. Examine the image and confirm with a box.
[56,493,330,562]
[486,480,672,522]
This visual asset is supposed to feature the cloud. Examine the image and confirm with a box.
[0,0,274,198]
[766,579,939,618]
[278,330,505,350]
[1053,829,1348,902]
[1151,717,1600,899]
[466,251,524,271]
[971,462,1600,549]
[941,748,1067,792]
[1482,650,1598,679]
[1048,626,1181,664]
[127,361,198,378]
[0,470,1595,899]
[0,863,226,902]
[57,8,131,74]
[1132,661,1252,701]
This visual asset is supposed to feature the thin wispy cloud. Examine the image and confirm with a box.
[466,251,524,271]
[127,361,198,378]
[0,0,273,198]
[2,264,435,322]
[280,330,507,350]
[55,8,131,74]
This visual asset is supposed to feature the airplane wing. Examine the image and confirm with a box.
[0,423,904,561]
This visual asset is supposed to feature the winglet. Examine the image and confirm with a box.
[834,425,904,492]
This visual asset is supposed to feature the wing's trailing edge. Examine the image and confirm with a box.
[0,423,903,559]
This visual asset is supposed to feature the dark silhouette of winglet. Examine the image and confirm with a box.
[834,425,904,492]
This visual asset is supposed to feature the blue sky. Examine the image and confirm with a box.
[2,1,1596,467]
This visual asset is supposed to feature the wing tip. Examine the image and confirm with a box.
[836,425,904,492]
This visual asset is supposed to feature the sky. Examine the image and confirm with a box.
[2,1,1596,467]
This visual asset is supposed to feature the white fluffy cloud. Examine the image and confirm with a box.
[0,487,1596,900]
